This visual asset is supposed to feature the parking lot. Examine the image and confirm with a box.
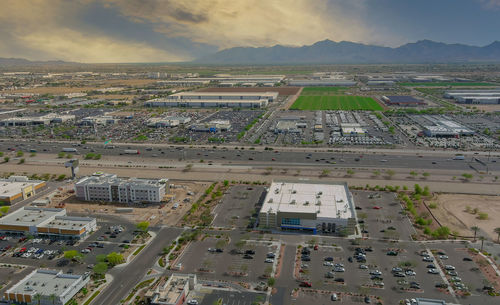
[0,215,139,274]
[177,236,280,283]
[352,191,415,241]
[211,185,265,228]
[291,238,494,304]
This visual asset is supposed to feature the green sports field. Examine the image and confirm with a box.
[290,95,383,111]
[300,87,347,95]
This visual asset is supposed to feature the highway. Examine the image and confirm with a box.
[1,140,499,172]
[90,226,183,305]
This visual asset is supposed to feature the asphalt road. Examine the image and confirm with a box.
[90,226,183,305]
[2,140,499,172]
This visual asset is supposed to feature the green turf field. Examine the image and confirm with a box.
[398,82,496,87]
[290,95,383,111]
[300,87,347,95]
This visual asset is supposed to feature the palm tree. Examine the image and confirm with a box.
[49,293,57,305]
[471,226,479,242]
[33,293,42,305]
[479,236,486,252]
[494,227,500,243]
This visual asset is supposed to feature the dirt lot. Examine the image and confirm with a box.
[431,194,500,240]
[468,104,500,112]
[197,87,301,96]
[46,181,209,226]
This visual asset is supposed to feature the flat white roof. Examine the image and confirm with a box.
[0,180,44,198]
[169,91,278,98]
[0,207,65,227]
[262,182,354,219]
[6,269,85,298]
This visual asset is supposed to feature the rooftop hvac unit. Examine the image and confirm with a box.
[316,201,321,206]
[290,199,296,204]
[292,190,297,194]
[317,191,323,195]
[304,201,309,205]
[268,198,273,203]
[274,188,279,194]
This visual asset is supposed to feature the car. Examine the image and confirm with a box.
[301,256,311,261]
[392,267,403,273]
[447,270,458,276]
[215,248,223,253]
[428,269,439,274]
[323,261,333,267]
[463,257,473,261]
[334,278,344,283]
[333,267,345,272]
[266,253,275,258]
[334,263,344,268]
[373,206,382,210]
[405,270,416,276]
[245,250,256,255]
[265,258,274,263]
[187,301,198,305]
[314,244,318,250]
[122,240,130,244]
[422,256,434,262]
[348,256,353,262]
[364,296,371,304]
[243,254,253,259]
[439,255,449,260]
[444,265,455,270]
[81,248,91,253]
[299,281,312,287]
[387,251,398,256]
[355,206,362,210]
[97,244,104,248]
[410,282,420,289]
[451,276,462,282]
[370,275,383,280]
[208,248,216,252]
[370,270,382,276]
[325,271,335,278]
[331,293,338,301]
[359,264,368,269]
[394,272,406,277]
[426,264,436,269]
[324,257,334,262]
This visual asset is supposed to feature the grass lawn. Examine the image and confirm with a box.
[300,87,348,95]
[398,82,496,87]
[291,95,383,111]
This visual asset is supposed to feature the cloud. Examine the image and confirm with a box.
[103,0,375,49]
[0,0,187,62]
[479,0,500,8]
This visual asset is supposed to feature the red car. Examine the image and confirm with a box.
[300,281,312,287]
[373,206,382,209]
[314,245,319,250]
[19,247,27,253]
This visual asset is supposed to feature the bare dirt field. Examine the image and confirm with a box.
[469,104,500,112]
[431,194,500,240]
[197,86,301,95]
[46,181,209,226]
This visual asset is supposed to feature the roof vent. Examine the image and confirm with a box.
[304,201,309,206]
[290,199,296,204]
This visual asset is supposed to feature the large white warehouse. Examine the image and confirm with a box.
[259,181,357,235]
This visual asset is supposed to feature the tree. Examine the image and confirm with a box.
[386,169,395,179]
[409,171,418,178]
[462,173,473,181]
[372,170,381,177]
[267,277,276,287]
[3,156,9,163]
[49,293,57,305]
[346,169,355,176]
[0,206,9,217]
[471,226,479,242]
[93,262,108,275]
[33,293,42,305]
[479,236,486,252]
[16,150,24,157]
[106,252,124,266]
[494,227,500,243]
[64,250,83,261]
[422,172,430,179]
[136,221,150,233]
[57,152,65,158]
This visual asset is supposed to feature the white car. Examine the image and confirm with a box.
[428,269,439,274]
[370,270,382,276]
[439,255,449,260]
[359,264,368,269]
[187,300,198,305]
[444,265,455,270]
[323,261,333,267]
[405,270,416,276]
[265,258,274,263]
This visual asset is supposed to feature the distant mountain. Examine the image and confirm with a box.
[0,57,76,66]
[196,40,500,64]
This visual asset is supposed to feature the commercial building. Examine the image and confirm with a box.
[190,120,231,132]
[288,80,356,87]
[444,90,500,104]
[414,115,474,137]
[145,98,268,108]
[80,115,118,125]
[0,113,75,126]
[0,176,47,205]
[259,181,357,235]
[3,269,90,305]
[164,91,278,102]
[75,172,168,204]
[147,116,192,128]
[274,120,302,134]
[382,95,426,106]
[145,274,197,305]
[157,80,210,87]
[341,123,366,136]
[0,207,96,239]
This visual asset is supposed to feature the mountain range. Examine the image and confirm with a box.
[0,57,74,66]
[196,40,500,64]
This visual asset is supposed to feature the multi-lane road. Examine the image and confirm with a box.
[1,140,499,172]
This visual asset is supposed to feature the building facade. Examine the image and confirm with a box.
[75,173,168,204]
[0,176,47,205]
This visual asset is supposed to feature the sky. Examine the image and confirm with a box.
[0,0,499,63]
